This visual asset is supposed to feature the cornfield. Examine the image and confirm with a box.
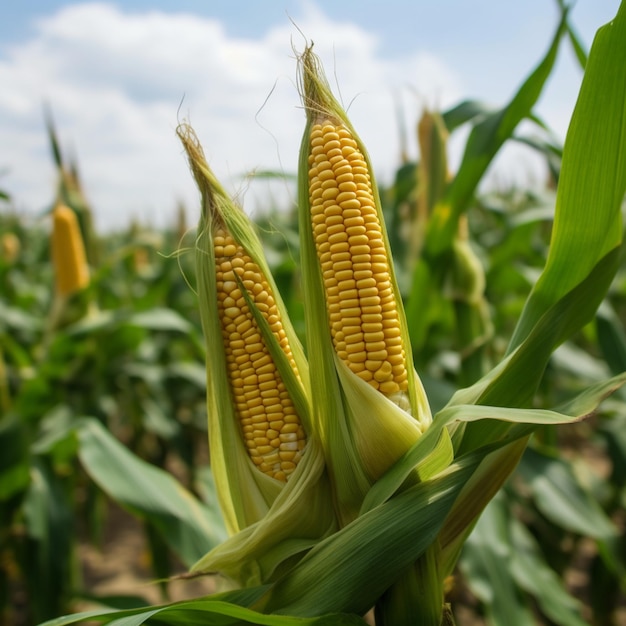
[1,3,626,625]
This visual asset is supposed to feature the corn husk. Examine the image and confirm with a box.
[178,124,336,585]
[296,45,441,525]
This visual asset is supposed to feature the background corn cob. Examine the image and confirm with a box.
[0,232,20,264]
[51,203,89,296]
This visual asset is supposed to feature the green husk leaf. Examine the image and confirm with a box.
[191,436,336,587]
[334,356,423,480]
[264,458,478,617]
[177,123,336,585]
[363,371,626,513]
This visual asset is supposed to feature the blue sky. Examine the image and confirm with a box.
[0,1,620,229]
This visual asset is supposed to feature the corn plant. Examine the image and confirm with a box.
[35,3,626,625]
[0,169,219,622]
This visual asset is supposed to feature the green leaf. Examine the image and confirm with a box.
[509,515,589,626]
[265,459,477,617]
[442,100,496,133]
[75,418,227,567]
[0,414,30,499]
[37,596,367,625]
[126,308,193,334]
[45,104,64,170]
[166,361,207,388]
[517,447,616,540]
[460,496,537,626]
[362,382,615,514]
[461,493,589,626]
[560,0,588,69]
[0,299,41,332]
[22,458,73,622]
[427,5,568,254]
[595,301,626,375]
[509,4,626,350]
[599,412,626,485]
[140,396,180,439]
[514,132,562,183]
[455,248,621,450]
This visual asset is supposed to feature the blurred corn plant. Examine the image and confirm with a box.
[0,210,231,623]
[45,109,100,268]
[0,146,227,622]
[39,3,626,625]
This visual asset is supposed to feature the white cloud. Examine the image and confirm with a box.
[0,2,472,230]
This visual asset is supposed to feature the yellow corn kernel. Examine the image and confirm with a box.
[308,121,408,398]
[214,226,306,481]
[51,204,89,296]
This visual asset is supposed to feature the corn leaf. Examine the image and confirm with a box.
[264,459,477,617]
[0,414,30,500]
[599,412,626,482]
[126,308,194,334]
[517,447,616,539]
[559,0,588,69]
[441,100,496,133]
[362,371,626,513]
[509,516,589,626]
[595,302,626,375]
[44,105,64,170]
[460,495,537,626]
[461,494,589,626]
[22,458,73,623]
[75,418,227,568]
[509,4,626,350]
[37,596,366,626]
[514,133,563,183]
[455,248,621,450]
[408,6,569,346]
[426,4,568,254]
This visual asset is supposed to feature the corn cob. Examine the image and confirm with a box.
[51,203,89,296]
[213,225,306,481]
[308,120,409,399]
